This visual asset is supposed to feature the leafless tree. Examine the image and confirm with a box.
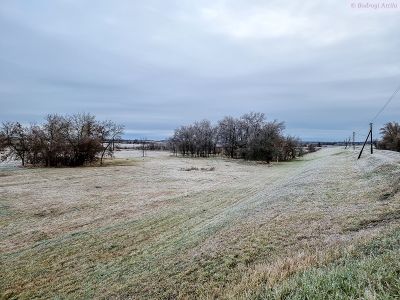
[140,138,147,157]
[307,143,317,153]
[98,120,124,165]
[218,116,239,158]
[0,114,124,167]
[169,120,218,157]
[169,112,300,163]
[0,122,29,166]
[378,122,400,152]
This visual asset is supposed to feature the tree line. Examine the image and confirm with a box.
[168,112,302,162]
[0,113,123,167]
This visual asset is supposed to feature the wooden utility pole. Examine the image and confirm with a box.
[370,123,373,154]
[345,137,351,149]
[353,132,355,150]
[141,139,146,157]
[358,123,373,159]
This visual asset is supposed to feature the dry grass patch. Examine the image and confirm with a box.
[99,158,138,167]
[1,148,400,298]
[225,247,343,298]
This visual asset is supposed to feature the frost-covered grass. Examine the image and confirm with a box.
[254,229,400,300]
[1,148,400,299]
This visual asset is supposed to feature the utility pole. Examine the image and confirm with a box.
[141,138,146,157]
[370,123,373,154]
[358,124,373,159]
[353,131,355,150]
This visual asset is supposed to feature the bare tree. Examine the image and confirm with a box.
[42,114,69,166]
[218,116,239,158]
[0,122,29,166]
[307,143,316,153]
[98,120,124,165]
[282,136,300,160]
[169,112,298,163]
[378,122,400,152]
[0,114,124,167]
[140,138,147,157]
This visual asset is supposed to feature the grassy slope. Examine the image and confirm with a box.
[1,148,400,299]
[257,229,400,300]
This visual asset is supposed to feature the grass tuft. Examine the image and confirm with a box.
[256,229,400,300]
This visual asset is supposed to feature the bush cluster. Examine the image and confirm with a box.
[378,122,400,152]
[168,112,301,162]
[0,113,123,167]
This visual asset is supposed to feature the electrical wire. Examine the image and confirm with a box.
[351,81,400,158]
[371,82,400,123]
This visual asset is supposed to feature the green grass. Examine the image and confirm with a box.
[253,228,400,300]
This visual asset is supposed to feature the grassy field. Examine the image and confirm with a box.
[1,147,400,299]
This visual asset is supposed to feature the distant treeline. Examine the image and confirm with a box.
[0,114,123,167]
[168,112,303,162]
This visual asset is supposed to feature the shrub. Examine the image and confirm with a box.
[0,113,123,167]
[169,112,301,162]
[378,122,400,152]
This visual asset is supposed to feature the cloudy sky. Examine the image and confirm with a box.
[0,0,399,141]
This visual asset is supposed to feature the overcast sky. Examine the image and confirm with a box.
[0,0,399,141]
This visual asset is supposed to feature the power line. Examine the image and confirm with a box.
[351,80,400,159]
[371,81,400,123]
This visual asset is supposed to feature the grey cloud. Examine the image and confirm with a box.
[0,0,399,141]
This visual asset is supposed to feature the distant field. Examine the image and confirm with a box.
[1,147,400,299]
